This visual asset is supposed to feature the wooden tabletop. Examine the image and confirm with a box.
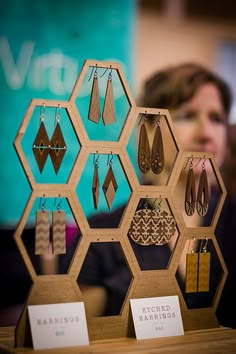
[0,326,236,353]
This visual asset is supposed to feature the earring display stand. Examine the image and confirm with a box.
[12,60,228,349]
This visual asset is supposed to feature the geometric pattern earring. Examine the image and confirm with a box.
[185,157,196,216]
[102,67,116,125]
[151,113,164,174]
[32,104,50,173]
[88,65,100,124]
[138,113,151,174]
[102,153,118,209]
[52,196,66,255]
[35,195,50,255]
[196,158,209,216]
[92,152,100,209]
[49,105,67,174]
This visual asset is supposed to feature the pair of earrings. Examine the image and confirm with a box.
[185,237,210,293]
[138,113,164,174]
[128,198,176,246]
[185,157,209,216]
[35,196,66,255]
[88,65,116,125]
[32,104,67,174]
[92,153,118,209]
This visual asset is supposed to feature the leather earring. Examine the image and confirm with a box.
[88,65,101,124]
[32,104,50,173]
[151,114,164,174]
[196,158,209,216]
[102,67,116,125]
[185,157,196,216]
[49,105,67,174]
[138,113,151,174]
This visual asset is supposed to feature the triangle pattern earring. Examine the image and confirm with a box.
[102,155,118,209]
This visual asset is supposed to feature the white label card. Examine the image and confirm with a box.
[28,302,89,350]
[130,295,184,340]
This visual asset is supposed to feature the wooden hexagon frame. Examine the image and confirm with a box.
[13,59,228,347]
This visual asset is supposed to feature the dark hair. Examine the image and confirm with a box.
[139,63,232,117]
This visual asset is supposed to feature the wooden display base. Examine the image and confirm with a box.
[0,327,236,353]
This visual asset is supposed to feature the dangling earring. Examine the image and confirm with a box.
[102,67,116,125]
[49,104,67,174]
[198,238,210,292]
[32,104,50,173]
[102,153,118,209]
[35,195,50,255]
[185,157,196,216]
[197,158,209,216]
[151,114,164,174]
[185,237,198,293]
[138,113,151,174]
[88,65,100,123]
[92,152,100,209]
[52,196,66,255]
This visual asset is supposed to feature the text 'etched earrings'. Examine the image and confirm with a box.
[138,113,164,174]
[88,65,116,125]
[184,157,209,217]
[128,198,176,246]
[32,104,67,174]
[185,237,210,293]
[102,153,118,209]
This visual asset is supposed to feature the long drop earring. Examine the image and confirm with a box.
[102,67,116,125]
[49,105,67,174]
[102,153,118,209]
[88,65,100,123]
[198,238,211,292]
[32,104,50,173]
[185,157,196,216]
[151,114,164,174]
[52,196,66,255]
[92,152,100,209]
[185,238,198,293]
[138,113,151,174]
[35,195,50,255]
[196,158,209,216]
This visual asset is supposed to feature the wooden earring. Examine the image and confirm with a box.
[88,65,101,123]
[138,114,151,174]
[35,196,50,255]
[198,238,210,292]
[102,67,116,125]
[197,159,209,216]
[92,153,100,209]
[185,238,198,293]
[52,197,66,255]
[185,158,196,216]
[151,115,164,174]
[102,154,118,209]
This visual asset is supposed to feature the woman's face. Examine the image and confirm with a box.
[170,83,227,168]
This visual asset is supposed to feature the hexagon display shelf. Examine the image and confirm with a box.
[13,59,228,348]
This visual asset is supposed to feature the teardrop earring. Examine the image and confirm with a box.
[185,157,196,216]
[151,113,164,174]
[138,113,151,174]
[196,158,209,216]
[88,65,100,124]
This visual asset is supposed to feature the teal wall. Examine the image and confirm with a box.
[0,0,137,226]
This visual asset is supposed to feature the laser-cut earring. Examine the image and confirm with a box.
[197,158,209,216]
[198,237,210,292]
[88,65,100,123]
[128,197,177,246]
[32,104,50,173]
[92,152,100,209]
[35,195,50,255]
[102,153,118,209]
[49,105,67,174]
[102,66,116,125]
[52,196,66,255]
[138,113,151,174]
[151,114,164,174]
[185,157,196,216]
[185,237,198,293]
